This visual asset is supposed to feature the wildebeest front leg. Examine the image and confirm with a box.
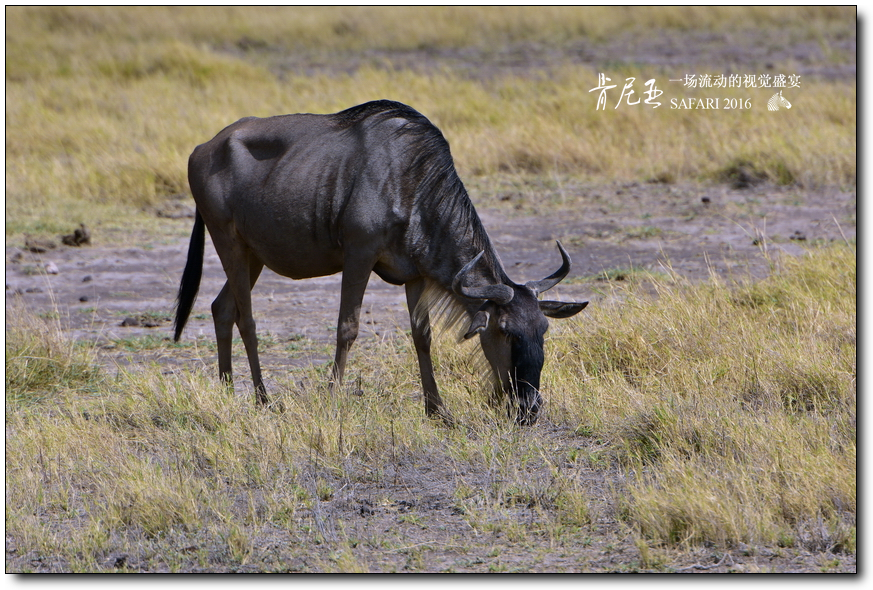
[405,279,452,423]
[330,256,374,392]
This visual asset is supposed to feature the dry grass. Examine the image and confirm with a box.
[5,302,101,404]
[545,242,856,551]
[5,242,855,571]
[5,6,854,55]
[5,6,856,240]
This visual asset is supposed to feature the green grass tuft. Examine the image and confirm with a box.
[5,303,101,403]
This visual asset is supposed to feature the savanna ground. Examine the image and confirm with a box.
[5,7,856,573]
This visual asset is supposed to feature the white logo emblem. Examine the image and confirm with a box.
[767,91,792,111]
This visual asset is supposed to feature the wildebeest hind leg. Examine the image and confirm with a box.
[213,247,266,404]
[211,282,235,389]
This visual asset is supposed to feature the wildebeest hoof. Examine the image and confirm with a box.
[513,407,540,426]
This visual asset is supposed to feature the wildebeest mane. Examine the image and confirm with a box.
[332,100,492,261]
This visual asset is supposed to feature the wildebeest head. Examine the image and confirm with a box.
[453,242,588,425]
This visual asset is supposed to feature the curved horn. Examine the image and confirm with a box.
[452,251,514,304]
[525,241,572,295]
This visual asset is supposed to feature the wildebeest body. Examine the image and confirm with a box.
[192,104,491,285]
[176,100,587,424]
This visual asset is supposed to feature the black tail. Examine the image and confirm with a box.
[173,209,205,341]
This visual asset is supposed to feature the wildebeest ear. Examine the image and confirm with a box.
[539,300,588,319]
[463,309,491,339]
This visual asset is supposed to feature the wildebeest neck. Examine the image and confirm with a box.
[395,127,508,295]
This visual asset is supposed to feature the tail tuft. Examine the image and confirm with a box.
[173,209,205,341]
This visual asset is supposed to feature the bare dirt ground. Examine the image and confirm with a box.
[252,26,856,83]
[6,181,856,378]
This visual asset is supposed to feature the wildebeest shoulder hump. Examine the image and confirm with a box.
[330,100,428,131]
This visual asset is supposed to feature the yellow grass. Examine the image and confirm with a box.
[5,6,855,55]
[544,242,855,549]
[5,243,856,570]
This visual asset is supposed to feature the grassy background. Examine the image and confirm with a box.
[5,6,856,239]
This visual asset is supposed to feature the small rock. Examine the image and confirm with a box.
[79,296,89,302]
[701,196,711,204]
[789,230,807,241]
[82,275,93,283]
[25,287,43,293]
[120,317,140,327]
[44,262,59,274]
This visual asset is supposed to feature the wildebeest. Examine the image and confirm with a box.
[174,100,587,424]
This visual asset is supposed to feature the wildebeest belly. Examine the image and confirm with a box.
[233,196,345,280]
